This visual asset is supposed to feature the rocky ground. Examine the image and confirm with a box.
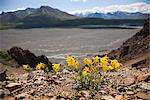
[0,61,150,100]
[0,19,149,100]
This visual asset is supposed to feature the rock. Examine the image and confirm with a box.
[0,89,10,98]
[126,91,134,95]
[61,91,70,97]
[123,76,135,86]
[0,69,7,82]
[137,73,150,82]
[115,95,123,100]
[6,83,21,92]
[102,95,115,100]
[99,90,107,94]
[132,59,148,68]
[50,96,57,100]
[136,88,142,92]
[124,95,129,100]
[3,96,15,100]
[136,92,150,100]
[7,47,52,70]
[45,92,54,98]
[62,69,70,74]
[140,82,150,90]
[29,89,36,96]
[79,91,91,98]
[15,93,29,99]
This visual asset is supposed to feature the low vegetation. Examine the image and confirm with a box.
[22,55,122,94]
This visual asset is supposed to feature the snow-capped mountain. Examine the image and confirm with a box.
[73,11,149,19]
[69,2,150,19]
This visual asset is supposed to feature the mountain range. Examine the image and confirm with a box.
[0,6,76,23]
[0,6,148,29]
[71,11,149,19]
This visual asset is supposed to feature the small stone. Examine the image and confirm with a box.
[136,92,150,100]
[55,80,62,84]
[15,93,29,99]
[126,91,134,95]
[136,88,142,92]
[6,83,21,92]
[99,90,107,94]
[102,95,115,100]
[123,76,135,86]
[50,96,57,100]
[124,95,129,100]
[115,95,123,100]
[79,97,86,100]
[61,91,70,97]
[45,92,54,98]
[52,75,57,79]
[140,82,150,90]
[62,69,70,74]
[137,73,150,82]
[3,89,10,95]
[39,85,44,88]
[3,96,15,100]
[80,90,91,98]
[29,89,36,96]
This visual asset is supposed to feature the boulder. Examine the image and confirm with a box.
[7,47,52,70]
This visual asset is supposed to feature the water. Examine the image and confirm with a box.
[0,28,140,62]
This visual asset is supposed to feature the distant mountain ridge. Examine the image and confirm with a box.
[0,6,76,23]
[0,6,147,29]
[72,11,149,19]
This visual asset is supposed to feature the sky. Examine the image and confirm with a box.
[0,0,149,13]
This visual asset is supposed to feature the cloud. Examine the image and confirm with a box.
[69,2,150,14]
[0,7,26,14]
[70,0,88,2]
[2,7,26,13]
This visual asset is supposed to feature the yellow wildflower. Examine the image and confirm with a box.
[52,64,60,73]
[82,67,91,76]
[101,64,108,72]
[74,60,80,70]
[36,63,45,70]
[111,59,122,69]
[83,58,93,66]
[108,65,114,71]
[66,56,76,67]
[101,55,109,62]
[100,55,109,72]
[93,56,99,64]
[23,64,30,71]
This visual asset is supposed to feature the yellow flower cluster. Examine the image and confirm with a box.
[111,59,122,69]
[66,55,122,74]
[93,56,99,65]
[83,58,93,66]
[23,64,30,71]
[100,55,109,72]
[66,56,80,70]
[100,55,122,72]
[82,67,91,76]
[52,64,60,73]
[36,63,45,70]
